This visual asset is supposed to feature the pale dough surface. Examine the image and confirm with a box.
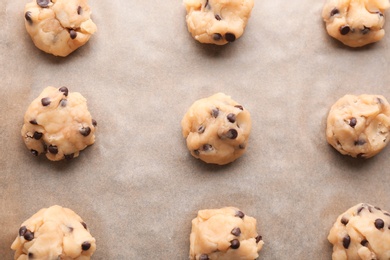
[24,0,97,57]
[184,0,254,45]
[21,86,96,161]
[328,203,390,260]
[322,0,390,47]
[11,205,96,260]
[189,207,264,260]
[326,94,390,158]
[181,93,251,165]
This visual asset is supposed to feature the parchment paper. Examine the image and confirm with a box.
[2,0,390,259]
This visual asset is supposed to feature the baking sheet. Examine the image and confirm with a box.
[2,0,390,259]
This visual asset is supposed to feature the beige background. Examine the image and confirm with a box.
[2,0,390,259]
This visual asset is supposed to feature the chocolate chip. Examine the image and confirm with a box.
[239,144,246,149]
[235,211,245,218]
[25,11,33,25]
[81,222,87,229]
[378,11,384,17]
[354,140,366,146]
[80,127,91,137]
[227,113,236,123]
[204,0,209,8]
[330,8,339,16]
[199,255,209,260]
[212,108,219,118]
[203,144,212,151]
[342,235,350,249]
[24,230,34,241]
[41,97,51,106]
[375,218,385,229]
[349,117,357,128]
[361,26,370,35]
[361,239,368,247]
[234,105,244,110]
[64,153,74,160]
[357,205,365,214]
[36,0,50,8]
[341,217,349,225]
[70,30,77,39]
[59,86,68,97]
[215,14,221,20]
[213,33,222,41]
[340,25,350,35]
[77,6,83,15]
[384,212,390,217]
[230,239,240,249]
[226,129,238,139]
[92,119,97,127]
[82,241,91,251]
[60,99,67,107]
[256,235,262,243]
[19,226,27,236]
[28,252,34,258]
[48,145,58,154]
[198,125,205,134]
[225,33,236,42]
[33,132,43,140]
[68,226,74,232]
[193,150,200,156]
[29,119,38,125]
[30,150,38,156]
[43,143,48,153]
[357,153,365,159]
[231,227,241,236]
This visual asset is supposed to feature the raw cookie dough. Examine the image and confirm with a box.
[21,86,97,161]
[322,0,389,47]
[181,93,251,165]
[326,94,390,158]
[184,0,254,45]
[24,0,97,56]
[190,207,264,260]
[328,203,390,260]
[11,205,96,260]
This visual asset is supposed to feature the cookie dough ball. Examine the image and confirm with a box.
[328,203,390,260]
[326,94,390,158]
[24,0,97,56]
[322,0,389,47]
[11,205,96,259]
[184,0,254,45]
[190,207,264,260]
[21,86,97,161]
[181,93,251,165]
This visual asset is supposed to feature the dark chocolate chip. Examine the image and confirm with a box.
[349,117,357,128]
[361,26,370,35]
[198,125,205,134]
[225,33,236,42]
[48,145,58,154]
[59,86,68,96]
[92,119,97,127]
[41,97,51,106]
[368,206,373,213]
[80,127,91,137]
[212,108,219,118]
[256,235,262,243]
[31,150,38,156]
[231,227,241,236]
[235,211,245,218]
[234,105,244,110]
[377,11,384,17]
[213,33,222,41]
[64,153,74,160]
[77,6,82,15]
[81,222,87,229]
[357,153,365,159]
[204,0,209,8]
[199,254,209,260]
[19,226,27,236]
[330,8,339,17]
[33,132,43,140]
[215,14,221,20]
[227,129,238,139]
[36,0,50,8]
[361,239,368,247]
[375,218,385,229]
[68,226,74,232]
[70,30,77,39]
[375,206,382,211]
[193,150,200,156]
[25,11,33,25]
[227,113,236,123]
[230,239,240,249]
[384,212,390,217]
[357,205,365,214]
[342,235,350,249]
[203,144,212,151]
[354,139,366,146]
[82,241,91,251]
[24,230,34,241]
[239,144,246,149]
[60,99,67,107]
[28,252,34,258]
[29,119,38,125]
[340,25,350,35]
[341,217,349,225]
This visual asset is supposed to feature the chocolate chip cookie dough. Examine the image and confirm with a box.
[181,93,251,165]
[322,0,389,47]
[24,0,97,56]
[326,94,390,158]
[21,86,97,161]
[328,203,390,260]
[184,0,254,45]
[11,205,96,259]
[190,207,264,260]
